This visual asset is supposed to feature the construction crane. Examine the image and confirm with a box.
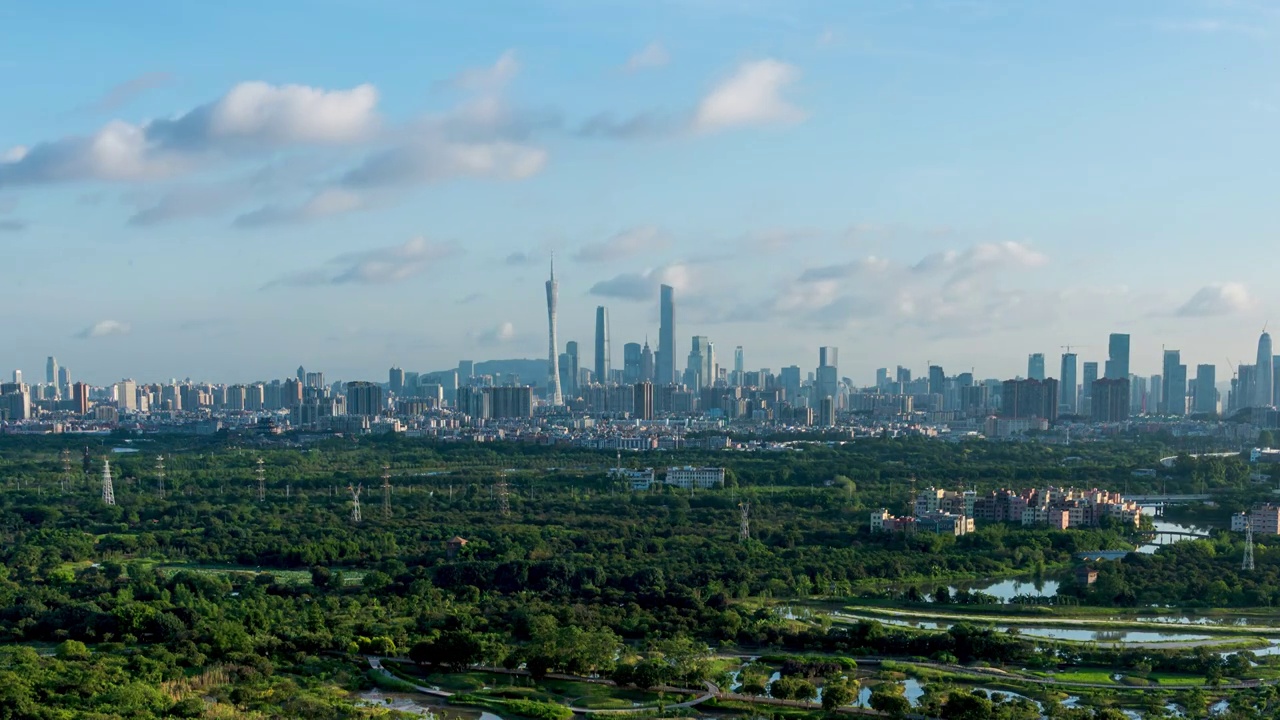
[1060,345,1092,354]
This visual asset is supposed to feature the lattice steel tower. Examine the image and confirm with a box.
[381,464,392,519]
[739,502,751,542]
[156,455,166,499]
[256,458,265,502]
[349,484,362,523]
[101,458,115,506]
[1244,517,1256,572]
[60,449,71,494]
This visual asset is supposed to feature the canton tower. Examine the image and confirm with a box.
[545,255,564,406]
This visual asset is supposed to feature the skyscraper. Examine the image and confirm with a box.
[1081,361,1098,415]
[389,366,405,395]
[1060,353,1077,414]
[640,340,655,382]
[458,360,474,380]
[1161,350,1187,416]
[816,347,839,410]
[594,306,611,384]
[658,284,676,384]
[733,346,745,386]
[780,365,802,405]
[633,381,654,420]
[1254,331,1273,408]
[623,342,642,384]
[346,381,383,417]
[685,336,711,389]
[1027,353,1046,381]
[565,341,580,396]
[1193,364,1217,415]
[46,356,58,386]
[928,365,945,397]
[545,257,563,406]
[1106,333,1130,380]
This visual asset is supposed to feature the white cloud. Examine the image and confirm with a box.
[626,42,670,71]
[263,236,459,288]
[692,59,806,133]
[589,262,691,300]
[77,319,131,339]
[574,226,666,263]
[85,72,174,114]
[235,188,364,228]
[1,146,28,163]
[0,81,379,188]
[1175,282,1257,317]
[478,321,516,345]
[448,50,519,92]
[342,138,546,187]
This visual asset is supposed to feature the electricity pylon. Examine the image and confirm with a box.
[739,502,751,542]
[156,455,166,499]
[101,458,115,506]
[1244,517,1256,571]
[381,464,392,519]
[349,484,362,523]
[256,458,265,502]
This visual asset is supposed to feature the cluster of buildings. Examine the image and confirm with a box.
[609,466,726,491]
[872,485,1143,536]
[1231,504,1280,535]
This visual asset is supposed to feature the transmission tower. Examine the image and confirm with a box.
[1244,517,1256,571]
[381,464,392,519]
[739,501,751,542]
[349,484,362,523]
[60,449,71,494]
[156,455,166,499]
[82,446,92,485]
[101,458,115,506]
[256,458,265,502]
[496,478,510,517]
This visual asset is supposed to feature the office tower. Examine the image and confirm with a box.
[816,347,839,410]
[1091,378,1131,422]
[11,370,20,384]
[819,396,836,427]
[57,366,70,396]
[896,366,911,384]
[658,284,676,384]
[1000,378,1059,422]
[1161,350,1187,416]
[565,341,581,396]
[305,371,325,389]
[115,379,137,411]
[1149,374,1162,413]
[458,360,474,380]
[389,366,405,395]
[488,386,534,419]
[1274,356,1280,409]
[1106,333,1130,380]
[1059,353,1077,414]
[733,346,744,385]
[633,381,654,420]
[1027,353,1046,381]
[685,336,710,389]
[1193,364,1217,415]
[72,382,89,414]
[780,365,802,405]
[297,365,305,382]
[928,365,945,397]
[1082,362,1098,399]
[592,306,611,384]
[557,353,573,397]
[1255,331,1273,408]
[345,381,383,417]
[545,257,564,406]
[46,356,58,388]
[876,368,889,389]
[639,340,655,382]
[623,342,642,384]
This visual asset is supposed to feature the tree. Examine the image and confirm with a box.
[822,678,859,712]
[1258,430,1275,448]
[870,683,911,718]
[770,676,816,702]
[942,690,993,720]
[55,640,90,661]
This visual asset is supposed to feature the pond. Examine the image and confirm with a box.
[1136,506,1217,554]
[953,577,1060,602]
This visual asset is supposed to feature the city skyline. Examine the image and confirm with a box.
[3,1,1280,382]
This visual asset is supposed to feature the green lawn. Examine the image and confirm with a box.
[1046,669,1118,685]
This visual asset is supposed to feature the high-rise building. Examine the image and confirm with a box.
[640,340,655,382]
[564,341,580,397]
[1027,353,1046,381]
[488,385,533,419]
[458,360,474,380]
[1106,333,1130,380]
[633,381,654,420]
[345,381,383,417]
[1091,378,1131,422]
[1000,378,1059,422]
[876,368,889,389]
[72,382,89,415]
[819,396,836,427]
[1255,331,1273,408]
[733,346,745,385]
[545,257,564,406]
[780,365,802,405]
[1082,362,1099,399]
[623,342,642,384]
[297,365,306,382]
[816,347,839,410]
[896,366,911,384]
[389,366,405,395]
[12,370,21,384]
[57,366,71,397]
[46,356,58,389]
[1161,350,1187,416]
[658,284,676,384]
[685,336,711,389]
[1059,353,1077,414]
[594,306,611,384]
[1193,364,1217,415]
[928,365,945,398]
[115,379,137,411]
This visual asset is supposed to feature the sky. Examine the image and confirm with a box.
[2,0,1279,386]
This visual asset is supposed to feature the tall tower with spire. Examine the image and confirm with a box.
[545,255,564,406]
[1256,328,1274,408]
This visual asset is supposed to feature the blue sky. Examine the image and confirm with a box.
[2,0,1278,385]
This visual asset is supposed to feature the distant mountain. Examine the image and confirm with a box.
[429,359,548,387]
